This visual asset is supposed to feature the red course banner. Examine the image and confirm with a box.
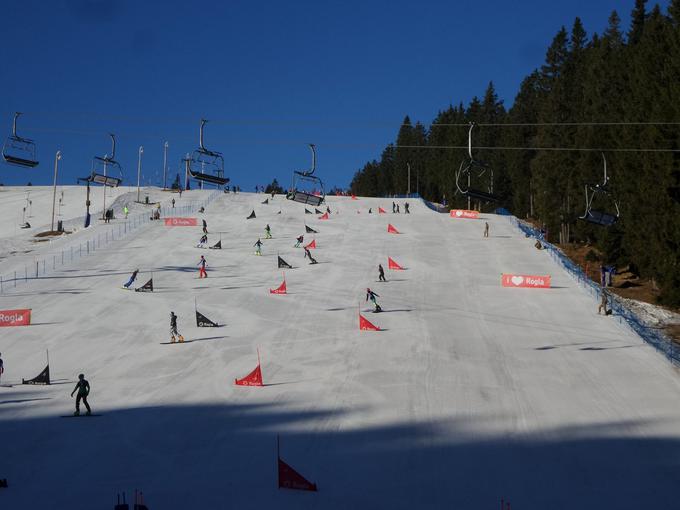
[164,217,198,226]
[0,309,31,327]
[450,209,480,219]
[501,274,551,288]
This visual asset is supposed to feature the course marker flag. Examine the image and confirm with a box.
[387,224,400,234]
[235,350,264,386]
[359,314,381,331]
[388,257,404,270]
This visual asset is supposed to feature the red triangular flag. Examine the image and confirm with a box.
[278,457,317,491]
[304,239,316,249]
[270,279,287,294]
[351,195,358,200]
[359,313,380,331]
[318,212,329,220]
[378,207,386,214]
[235,353,264,386]
[388,257,404,270]
[387,224,400,234]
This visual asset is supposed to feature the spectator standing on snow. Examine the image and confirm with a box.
[70,373,91,416]
[598,288,609,315]
[0,352,4,383]
[123,269,139,289]
[404,202,410,214]
[484,222,489,238]
[197,255,208,278]
[202,219,208,234]
[378,264,386,282]
[392,202,396,213]
[171,198,175,208]
[123,205,129,219]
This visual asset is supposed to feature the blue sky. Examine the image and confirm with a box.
[0,0,666,190]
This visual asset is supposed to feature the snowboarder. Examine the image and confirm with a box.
[265,224,272,239]
[254,238,263,256]
[294,235,304,248]
[378,264,386,282]
[123,205,129,219]
[70,373,91,416]
[202,219,208,234]
[484,222,489,238]
[171,198,175,208]
[304,247,318,264]
[197,234,208,248]
[197,255,208,278]
[404,202,410,214]
[366,288,382,312]
[598,288,609,315]
[170,311,184,343]
[123,269,139,289]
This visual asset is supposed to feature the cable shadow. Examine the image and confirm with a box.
[0,397,51,405]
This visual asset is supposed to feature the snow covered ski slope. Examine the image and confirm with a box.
[2,190,680,509]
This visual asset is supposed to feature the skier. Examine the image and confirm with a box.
[598,288,609,315]
[265,224,272,239]
[294,235,304,248]
[304,247,318,264]
[123,269,139,289]
[70,373,91,416]
[404,202,410,214]
[484,222,489,238]
[197,255,208,278]
[378,264,386,282]
[171,198,175,208]
[366,288,382,312]
[254,238,263,256]
[170,311,184,343]
[202,219,208,234]
[197,234,208,248]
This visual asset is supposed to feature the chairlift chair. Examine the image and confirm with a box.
[455,122,499,203]
[2,112,39,167]
[187,119,229,187]
[287,144,325,207]
[580,153,620,227]
[88,134,123,187]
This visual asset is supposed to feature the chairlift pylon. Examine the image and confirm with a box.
[287,143,325,206]
[455,122,499,203]
[579,152,620,227]
[2,112,39,168]
[187,119,229,187]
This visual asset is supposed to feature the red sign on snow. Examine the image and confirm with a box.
[450,209,480,219]
[501,274,551,288]
[164,217,198,226]
[0,309,31,327]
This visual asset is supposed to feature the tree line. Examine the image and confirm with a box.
[349,0,680,306]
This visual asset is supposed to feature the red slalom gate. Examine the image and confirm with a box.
[387,257,404,270]
[277,436,317,491]
[0,309,31,327]
[304,239,316,249]
[387,224,400,234]
[163,217,198,226]
[378,207,386,214]
[318,212,329,220]
[234,350,264,386]
[449,209,480,219]
[501,273,551,288]
[359,313,381,331]
[270,278,287,294]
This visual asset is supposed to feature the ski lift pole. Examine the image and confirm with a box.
[51,151,62,232]
[137,146,144,203]
[163,141,168,189]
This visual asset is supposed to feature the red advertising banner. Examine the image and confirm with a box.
[450,209,480,219]
[0,309,31,327]
[501,274,551,288]
[164,217,198,226]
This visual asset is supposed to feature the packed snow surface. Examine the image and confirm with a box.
[2,189,680,509]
